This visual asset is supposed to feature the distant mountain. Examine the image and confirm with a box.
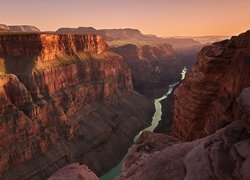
[0,24,9,32]
[56,27,144,40]
[173,36,231,44]
[8,25,40,32]
[100,28,144,39]
[57,27,103,34]
[56,26,202,50]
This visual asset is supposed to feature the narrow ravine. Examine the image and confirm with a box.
[100,67,188,180]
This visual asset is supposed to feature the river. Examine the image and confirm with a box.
[100,67,188,180]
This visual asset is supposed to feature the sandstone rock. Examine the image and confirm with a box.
[112,44,183,97]
[0,33,107,59]
[0,33,154,179]
[0,24,9,32]
[48,163,99,180]
[172,30,250,141]
[119,121,250,180]
[237,87,250,118]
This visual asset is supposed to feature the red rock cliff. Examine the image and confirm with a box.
[0,33,154,179]
[112,44,183,97]
[0,33,107,60]
[172,31,250,141]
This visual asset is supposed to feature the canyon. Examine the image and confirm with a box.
[0,25,249,180]
[118,31,250,180]
[56,27,185,97]
[111,44,183,97]
[0,33,154,179]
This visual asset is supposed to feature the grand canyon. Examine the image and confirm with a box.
[0,0,249,180]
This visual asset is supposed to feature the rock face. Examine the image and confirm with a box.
[172,30,250,141]
[119,31,250,180]
[0,24,9,32]
[0,33,154,179]
[48,163,99,180]
[112,44,183,97]
[0,34,107,59]
[119,120,250,180]
[8,25,41,32]
[56,27,144,40]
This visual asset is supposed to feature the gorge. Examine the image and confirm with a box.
[0,33,155,179]
[0,26,249,180]
[119,30,250,180]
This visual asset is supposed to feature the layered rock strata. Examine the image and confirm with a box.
[118,31,250,180]
[172,31,250,141]
[112,44,183,97]
[0,33,153,179]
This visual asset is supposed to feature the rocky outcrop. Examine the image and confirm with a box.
[119,120,250,180]
[8,25,41,32]
[172,30,250,141]
[0,34,107,60]
[48,163,99,180]
[0,33,154,179]
[112,44,183,97]
[0,24,9,32]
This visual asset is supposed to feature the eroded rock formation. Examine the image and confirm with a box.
[172,30,250,141]
[112,44,183,97]
[119,31,250,180]
[0,24,9,32]
[0,34,107,60]
[0,33,154,179]
[119,120,250,180]
[48,163,99,180]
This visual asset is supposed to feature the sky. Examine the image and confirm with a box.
[1,0,250,36]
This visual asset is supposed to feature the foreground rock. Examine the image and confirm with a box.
[48,163,99,180]
[119,120,250,180]
[112,44,183,97]
[0,33,153,179]
[172,30,250,141]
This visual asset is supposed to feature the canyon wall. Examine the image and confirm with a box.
[0,33,154,179]
[0,24,9,32]
[172,31,250,141]
[0,34,107,60]
[118,31,250,180]
[112,44,183,97]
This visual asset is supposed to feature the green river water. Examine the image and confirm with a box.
[100,67,187,180]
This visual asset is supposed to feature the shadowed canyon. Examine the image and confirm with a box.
[0,3,250,179]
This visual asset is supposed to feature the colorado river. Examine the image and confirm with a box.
[100,67,187,180]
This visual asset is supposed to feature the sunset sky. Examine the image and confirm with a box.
[1,0,250,36]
